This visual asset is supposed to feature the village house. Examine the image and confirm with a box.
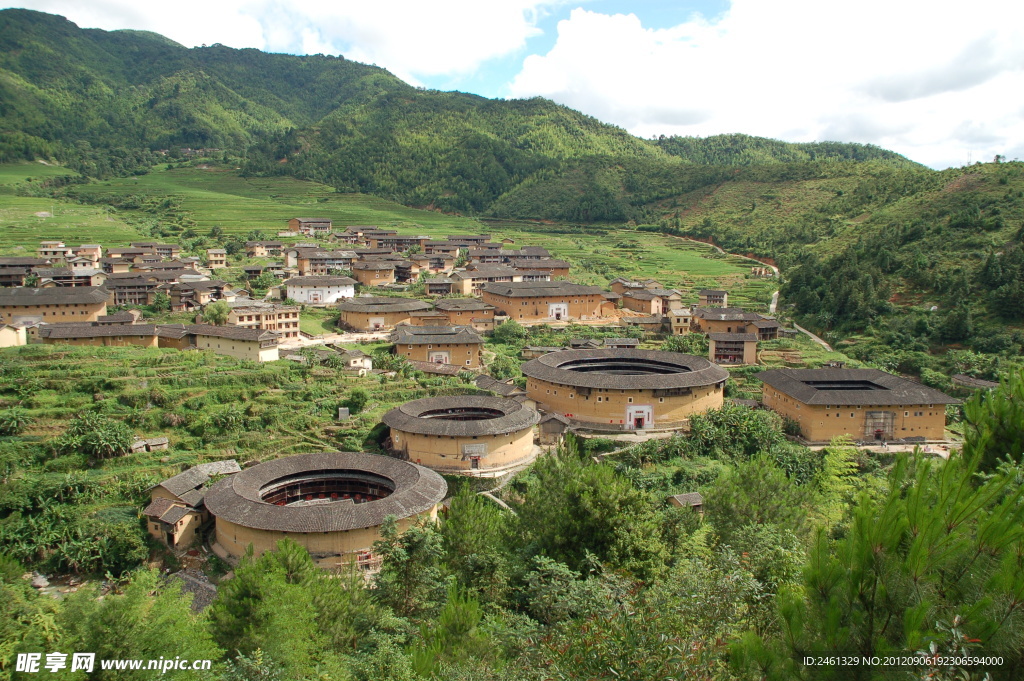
[0,286,111,325]
[284,248,357,276]
[74,244,103,263]
[447,234,491,245]
[289,217,333,237]
[144,460,242,549]
[191,324,281,362]
[39,323,162,348]
[432,298,497,332]
[622,316,667,335]
[32,267,107,288]
[609,278,663,295]
[481,281,612,323]
[337,296,432,332]
[425,277,455,296]
[166,281,236,311]
[0,324,27,348]
[226,301,301,339]
[351,261,397,287]
[669,492,704,515]
[391,324,484,368]
[67,256,97,270]
[759,368,960,443]
[106,272,187,306]
[284,276,356,304]
[206,249,227,269]
[450,265,552,296]
[691,307,764,335]
[509,258,570,278]
[698,289,728,308]
[37,241,75,264]
[668,308,694,335]
[245,241,284,258]
[423,241,464,255]
[620,288,683,316]
[0,257,51,287]
[131,242,181,259]
[368,234,429,253]
[708,332,758,365]
[751,318,781,341]
[408,309,450,326]
[99,257,133,274]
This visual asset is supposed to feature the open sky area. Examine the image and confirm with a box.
[6,0,1024,169]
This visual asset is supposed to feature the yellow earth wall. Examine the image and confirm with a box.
[0,301,108,324]
[391,427,535,473]
[761,386,947,441]
[527,376,724,426]
[399,342,482,368]
[340,310,413,331]
[213,506,438,566]
[481,292,608,321]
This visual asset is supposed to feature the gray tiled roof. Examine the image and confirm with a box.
[39,324,159,339]
[159,505,191,525]
[189,324,279,342]
[285,276,356,286]
[158,460,242,498]
[950,374,999,389]
[708,332,758,341]
[693,307,761,321]
[336,297,431,313]
[407,360,463,375]
[671,492,704,506]
[481,281,605,298]
[382,396,539,436]
[698,289,726,296]
[204,452,446,533]
[143,497,178,518]
[433,299,495,311]
[521,348,728,390]
[473,375,524,396]
[0,286,110,306]
[391,325,482,345]
[758,368,960,406]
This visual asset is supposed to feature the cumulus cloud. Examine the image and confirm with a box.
[507,1,1024,168]
[12,0,561,83]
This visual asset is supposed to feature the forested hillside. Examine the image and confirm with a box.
[0,8,913,217]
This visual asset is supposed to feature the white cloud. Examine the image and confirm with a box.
[11,0,560,83]
[507,1,1024,168]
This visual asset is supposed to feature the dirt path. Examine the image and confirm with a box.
[793,323,833,352]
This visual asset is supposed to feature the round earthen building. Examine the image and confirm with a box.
[521,349,727,430]
[383,396,540,475]
[204,452,446,568]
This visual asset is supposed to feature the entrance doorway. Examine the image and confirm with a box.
[626,405,653,430]
[548,303,568,321]
[864,411,895,440]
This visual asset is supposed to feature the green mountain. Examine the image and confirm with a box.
[0,8,914,216]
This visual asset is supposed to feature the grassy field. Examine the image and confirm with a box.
[0,162,147,250]
[67,163,486,236]
[0,162,777,311]
[481,220,777,312]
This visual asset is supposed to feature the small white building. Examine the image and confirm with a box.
[284,276,356,305]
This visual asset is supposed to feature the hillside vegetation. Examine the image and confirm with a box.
[1,8,913,219]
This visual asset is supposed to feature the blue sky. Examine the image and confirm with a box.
[6,0,1024,168]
